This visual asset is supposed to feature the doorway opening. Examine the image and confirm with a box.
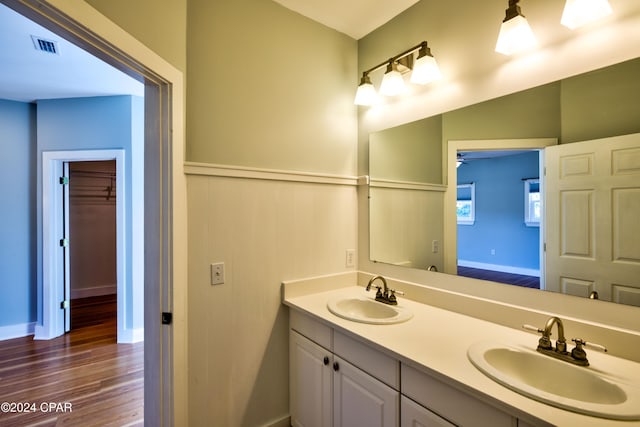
[68,160,117,330]
[40,149,145,343]
[2,0,186,423]
[455,149,542,289]
[445,138,558,291]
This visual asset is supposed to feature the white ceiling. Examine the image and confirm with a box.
[0,3,143,103]
[272,0,419,39]
[0,0,414,103]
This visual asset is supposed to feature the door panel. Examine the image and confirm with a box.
[559,190,594,257]
[546,133,640,306]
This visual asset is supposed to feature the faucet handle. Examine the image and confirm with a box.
[523,324,553,349]
[390,289,404,296]
[523,324,543,334]
[572,338,607,353]
[373,286,383,299]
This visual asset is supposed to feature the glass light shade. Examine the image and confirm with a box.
[410,54,442,85]
[495,15,537,55]
[379,63,405,96]
[354,81,377,106]
[561,0,612,29]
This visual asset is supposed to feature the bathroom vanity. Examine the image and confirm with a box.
[283,272,640,427]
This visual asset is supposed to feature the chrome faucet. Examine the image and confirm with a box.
[366,275,403,305]
[523,316,607,367]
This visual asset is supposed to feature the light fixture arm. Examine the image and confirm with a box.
[360,41,430,79]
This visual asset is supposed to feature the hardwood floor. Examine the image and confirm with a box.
[0,298,143,426]
[458,266,540,289]
[70,294,118,330]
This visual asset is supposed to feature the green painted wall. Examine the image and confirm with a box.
[442,57,640,145]
[370,115,442,184]
[186,0,357,174]
[443,82,561,142]
[561,58,640,143]
[86,0,186,72]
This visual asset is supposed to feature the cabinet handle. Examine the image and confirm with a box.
[323,356,329,366]
[333,361,339,371]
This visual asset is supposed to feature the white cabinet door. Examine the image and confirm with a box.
[290,331,332,427]
[400,396,455,427]
[333,356,399,427]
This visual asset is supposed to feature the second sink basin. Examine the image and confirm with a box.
[327,297,412,325]
[468,341,640,420]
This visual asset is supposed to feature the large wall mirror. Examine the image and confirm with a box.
[369,56,640,307]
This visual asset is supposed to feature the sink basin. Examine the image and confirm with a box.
[468,341,640,420]
[327,297,412,325]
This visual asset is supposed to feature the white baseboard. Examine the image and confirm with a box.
[458,260,540,277]
[0,322,35,341]
[263,415,291,427]
[118,327,144,344]
[71,284,117,299]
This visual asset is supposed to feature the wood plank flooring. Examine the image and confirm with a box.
[457,266,540,289]
[0,298,143,426]
[70,294,118,330]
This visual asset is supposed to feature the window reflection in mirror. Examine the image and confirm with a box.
[524,179,540,227]
[456,183,475,225]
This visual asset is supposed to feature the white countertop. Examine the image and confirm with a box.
[283,282,640,427]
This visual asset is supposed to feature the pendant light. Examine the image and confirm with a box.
[561,0,612,29]
[495,0,537,55]
[379,61,406,96]
[410,42,442,85]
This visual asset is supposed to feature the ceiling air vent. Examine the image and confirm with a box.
[31,35,59,55]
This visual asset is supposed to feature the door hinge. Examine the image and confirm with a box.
[161,312,173,325]
[59,239,69,247]
[60,300,69,309]
[543,242,547,252]
[59,176,69,185]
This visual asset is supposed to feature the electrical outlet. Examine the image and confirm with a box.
[432,240,439,253]
[211,262,225,285]
[490,249,496,256]
[345,249,356,268]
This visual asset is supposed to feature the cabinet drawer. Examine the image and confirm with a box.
[402,364,515,427]
[334,331,399,390]
[401,396,455,427]
[290,309,332,350]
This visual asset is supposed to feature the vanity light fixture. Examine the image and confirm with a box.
[561,0,612,29]
[354,40,441,106]
[495,0,537,56]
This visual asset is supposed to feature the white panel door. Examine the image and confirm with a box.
[290,331,333,427]
[546,133,640,305]
[333,356,398,427]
